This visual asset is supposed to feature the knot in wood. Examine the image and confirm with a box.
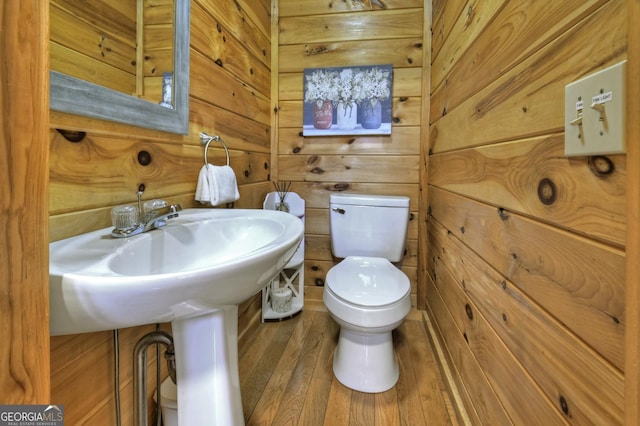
[537,178,558,205]
[137,150,152,166]
[465,304,473,320]
[497,207,509,221]
[559,396,570,416]
[588,156,615,177]
[56,129,86,143]
[330,183,350,191]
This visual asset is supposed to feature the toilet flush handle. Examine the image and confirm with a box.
[332,207,346,214]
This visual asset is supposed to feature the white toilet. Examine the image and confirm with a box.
[323,193,412,393]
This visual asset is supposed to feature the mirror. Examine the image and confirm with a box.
[50,0,190,134]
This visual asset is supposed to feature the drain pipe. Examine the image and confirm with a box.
[134,330,176,426]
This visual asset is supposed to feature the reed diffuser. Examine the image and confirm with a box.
[272,180,292,212]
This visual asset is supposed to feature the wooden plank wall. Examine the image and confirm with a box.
[625,1,640,423]
[48,0,271,424]
[275,0,426,312]
[426,0,627,424]
[50,0,138,94]
[0,0,50,404]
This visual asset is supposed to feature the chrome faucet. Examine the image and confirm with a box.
[111,199,182,238]
[141,202,183,232]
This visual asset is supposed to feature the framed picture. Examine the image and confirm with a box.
[302,64,393,136]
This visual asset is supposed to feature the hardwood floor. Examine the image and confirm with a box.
[238,309,460,425]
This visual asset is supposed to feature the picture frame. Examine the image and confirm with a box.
[302,64,393,136]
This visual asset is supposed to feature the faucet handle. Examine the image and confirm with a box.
[110,205,144,238]
[143,199,167,213]
[111,205,139,231]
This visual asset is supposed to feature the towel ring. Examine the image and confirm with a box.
[199,132,230,166]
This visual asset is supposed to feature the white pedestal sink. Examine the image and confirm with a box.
[49,208,304,425]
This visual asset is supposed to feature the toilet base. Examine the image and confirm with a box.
[333,328,399,393]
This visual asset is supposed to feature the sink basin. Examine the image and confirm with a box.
[49,208,304,336]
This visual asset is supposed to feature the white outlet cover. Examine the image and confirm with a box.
[564,61,626,157]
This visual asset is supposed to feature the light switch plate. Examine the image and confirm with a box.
[564,61,626,156]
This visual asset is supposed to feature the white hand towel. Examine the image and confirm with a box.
[195,164,240,206]
[195,164,211,203]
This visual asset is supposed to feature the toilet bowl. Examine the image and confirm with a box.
[324,256,411,393]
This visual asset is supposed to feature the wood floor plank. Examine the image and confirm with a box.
[298,377,332,425]
[272,312,332,424]
[239,315,280,359]
[375,387,401,425]
[240,315,301,420]
[239,310,459,426]
[324,377,353,426]
[298,316,340,425]
[245,311,317,425]
[350,391,376,426]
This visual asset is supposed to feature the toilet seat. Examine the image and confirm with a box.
[325,256,410,307]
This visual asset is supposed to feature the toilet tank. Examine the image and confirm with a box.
[330,194,410,262]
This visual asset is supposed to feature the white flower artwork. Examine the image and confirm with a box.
[302,64,393,136]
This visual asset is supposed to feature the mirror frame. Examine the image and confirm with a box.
[50,0,190,134]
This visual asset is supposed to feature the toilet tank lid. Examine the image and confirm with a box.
[330,193,409,207]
